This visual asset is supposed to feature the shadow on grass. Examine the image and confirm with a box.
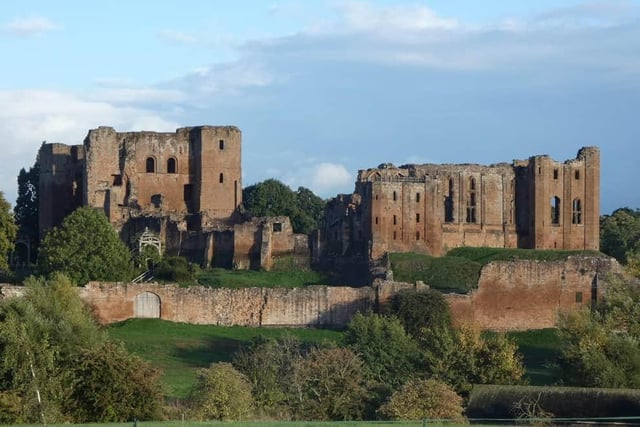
[172,337,244,367]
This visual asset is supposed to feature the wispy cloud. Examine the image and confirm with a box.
[3,16,61,37]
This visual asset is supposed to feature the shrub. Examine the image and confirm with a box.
[189,362,254,421]
[379,378,465,421]
[155,256,196,282]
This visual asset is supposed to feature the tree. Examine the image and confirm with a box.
[66,342,163,422]
[38,207,132,284]
[291,347,369,420]
[0,273,107,423]
[0,192,17,274]
[14,159,40,263]
[378,378,465,421]
[391,288,453,339]
[600,208,640,264]
[242,179,325,234]
[189,362,254,421]
[344,312,419,389]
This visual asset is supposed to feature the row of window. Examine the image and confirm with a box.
[144,157,225,183]
[552,197,583,225]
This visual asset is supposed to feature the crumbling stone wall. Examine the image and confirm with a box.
[320,147,600,260]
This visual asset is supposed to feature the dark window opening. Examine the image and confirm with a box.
[416,213,420,223]
[273,222,282,232]
[112,174,122,186]
[416,193,421,203]
[416,231,420,240]
[572,198,582,224]
[445,177,454,222]
[167,158,177,174]
[151,194,162,208]
[466,178,477,223]
[219,173,224,183]
[393,215,397,225]
[551,196,561,225]
[553,169,559,179]
[146,157,155,173]
[538,166,542,175]
[375,194,379,200]
[575,292,583,303]
[219,139,225,150]
[375,217,379,225]
[393,191,397,201]
[575,170,580,180]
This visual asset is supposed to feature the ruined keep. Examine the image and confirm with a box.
[318,147,600,261]
[38,126,307,269]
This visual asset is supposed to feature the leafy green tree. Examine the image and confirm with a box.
[0,273,107,423]
[15,159,40,263]
[600,208,640,263]
[344,312,419,389]
[391,288,453,339]
[189,362,254,421]
[155,256,197,282]
[233,335,303,418]
[0,192,17,274]
[65,341,163,422]
[242,179,325,234]
[38,207,132,284]
[558,276,640,387]
[378,378,465,421]
[291,347,369,421]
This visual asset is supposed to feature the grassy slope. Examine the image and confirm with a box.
[107,318,342,398]
[194,268,329,288]
[506,328,562,385]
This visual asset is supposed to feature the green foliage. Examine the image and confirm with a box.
[107,319,342,398]
[378,378,465,421]
[505,329,562,385]
[196,267,328,288]
[391,288,452,339]
[0,191,17,274]
[467,384,640,419]
[243,179,325,234]
[344,312,419,389]
[66,341,163,422]
[155,256,197,283]
[447,246,600,265]
[389,252,481,293]
[600,208,640,263]
[38,207,133,284]
[233,335,303,418]
[0,273,107,423]
[189,362,254,421]
[14,159,40,263]
[558,276,640,388]
[291,347,369,420]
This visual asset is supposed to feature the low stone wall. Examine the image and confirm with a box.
[0,256,623,331]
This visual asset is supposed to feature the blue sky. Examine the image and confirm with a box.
[1,0,638,213]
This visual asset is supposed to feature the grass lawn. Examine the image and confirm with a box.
[506,328,562,385]
[107,319,342,398]
[193,268,330,288]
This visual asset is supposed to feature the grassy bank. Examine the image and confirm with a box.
[107,319,342,398]
[506,328,562,385]
[194,268,329,288]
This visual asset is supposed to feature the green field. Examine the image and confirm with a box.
[108,319,561,399]
[107,319,342,398]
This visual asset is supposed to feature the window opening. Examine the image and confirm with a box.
[572,198,582,224]
[219,139,225,150]
[416,231,420,240]
[393,191,397,201]
[146,157,155,173]
[167,158,177,174]
[375,217,379,225]
[416,193,421,203]
[416,213,420,223]
[393,215,397,225]
[551,196,561,225]
[575,170,580,180]
[445,177,454,222]
[219,173,224,183]
[273,222,282,232]
[553,169,559,179]
[466,178,477,223]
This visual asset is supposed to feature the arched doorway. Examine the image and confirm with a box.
[134,292,161,318]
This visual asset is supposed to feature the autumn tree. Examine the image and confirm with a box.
[378,378,465,421]
[38,207,132,284]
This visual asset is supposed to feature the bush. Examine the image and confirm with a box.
[467,384,640,419]
[391,288,452,338]
[189,362,254,421]
[155,256,197,283]
[379,378,465,421]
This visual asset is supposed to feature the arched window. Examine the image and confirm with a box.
[167,157,177,174]
[572,198,582,224]
[551,196,561,225]
[466,177,477,223]
[444,177,454,222]
[146,157,155,173]
[219,172,224,183]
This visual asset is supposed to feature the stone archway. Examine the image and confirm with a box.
[134,291,161,318]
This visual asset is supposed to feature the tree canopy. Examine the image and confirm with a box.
[38,207,132,284]
[242,179,325,234]
[14,159,39,263]
[0,191,17,274]
[600,208,640,264]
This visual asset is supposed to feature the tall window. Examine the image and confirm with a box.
[393,215,397,225]
[416,192,421,203]
[146,157,155,173]
[551,196,561,225]
[219,139,225,150]
[466,177,477,223]
[444,177,454,222]
[572,198,582,224]
[167,158,177,174]
[393,191,397,201]
[219,173,224,183]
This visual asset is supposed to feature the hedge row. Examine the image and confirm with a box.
[467,384,640,419]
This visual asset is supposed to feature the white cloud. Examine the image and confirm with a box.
[310,163,352,196]
[3,17,61,37]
